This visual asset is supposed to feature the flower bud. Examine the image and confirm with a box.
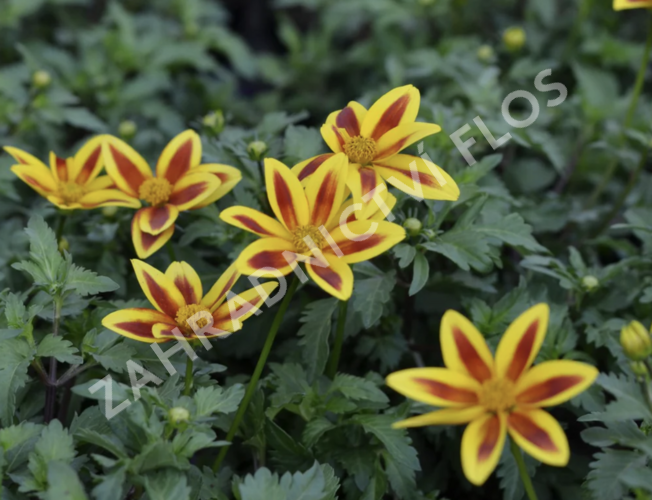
[403,218,423,236]
[118,120,137,140]
[631,361,649,379]
[58,237,69,252]
[477,45,494,62]
[620,321,652,361]
[247,140,268,161]
[168,407,190,423]
[102,206,119,218]
[203,110,225,135]
[582,275,599,291]
[503,27,526,52]
[32,70,52,89]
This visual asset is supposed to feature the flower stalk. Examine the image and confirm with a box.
[326,300,348,379]
[510,439,539,500]
[212,275,300,472]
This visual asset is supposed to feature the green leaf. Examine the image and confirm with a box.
[330,374,389,404]
[283,125,325,165]
[581,373,652,422]
[0,422,43,473]
[423,230,492,272]
[587,449,646,500]
[27,420,76,492]
[61,107,107,132]
[297,298,338,382]
[143,470,192,500]
[474,213,546,253]
[63,264,119,296]
[91,467,126,500]
[237,462,339,500]
[0,337,36,425]
[36,334,82,365]
[45,461,88,500]
[351,269,396,328]
[92,342,136,374]
[12,216,65,288]
[194,384,245,418]
[408,252,429,296]
[393,243,416,269]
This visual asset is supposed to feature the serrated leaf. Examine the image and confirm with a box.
[92,342,136,373]
[587,449,646,500]
[351,270,396,328]
[0,337,36,425]
[194,384,244,418]
[330,374,389,404]
[297,298,338,382]
[45,461,88,500]
[63,264,119,296]
[37,334,82,365]
[143,470,192,500]
[26,420,76,492]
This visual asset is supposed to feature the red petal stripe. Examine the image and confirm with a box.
[508,412,558,451]
[336,106,361,136]
[478,415,501,462]
[273,170,299,229]
[311,171,338,225]
[110,144,148,192]
[360,167,378,197]
[147,206,174,232]
[309,262,343,291]
[453,327,493,382]
[248,249,294,270]
[371,94,410,141]
[174,275,199,305]
[23,175,53,192]
[233,215,276,236]
[506,320,539,382]
[415,378,478,404]
[76,146,101,184]
[337,233,386,256]
[55,156,68,182]
[298,155,330,181]
[143,270,181,318]
[374,163,440,187]
[169,179,209,207]
[165,139,193,185]
[517,375,584,405]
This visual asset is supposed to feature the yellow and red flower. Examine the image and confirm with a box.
[292,85,459,219]
[386,304,599,486]
[102,130,241,259]
[4,138,140,210]
[220,153,406,300]
[102,260,277,343]
[613,0,652,10]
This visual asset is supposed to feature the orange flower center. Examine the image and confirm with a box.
[56,181,86,204]
[292,225,326,254]
[479,378,516,413]
[139,178,172,206]
[344,136,377,165]
[175,303,210,333]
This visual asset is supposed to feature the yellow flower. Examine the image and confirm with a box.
[102,260,277,343]
[101,130,242,259]
[292,85,459,219]
[220,153,405,300]
[614,0,652,10]
[620,321,652,361]
[386,304,599,486]
[4,138,140,210]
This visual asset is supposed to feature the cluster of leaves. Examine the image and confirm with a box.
[0,0,652,499]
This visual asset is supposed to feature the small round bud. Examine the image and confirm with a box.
[582,275,599,291]
[203,110,225,135]
[118,120,137,140]
[403,218,423,236]
[32,70,52,89]
[631,361,649,379]
[503,27,526,52]
[102,206,119,218]
[477,45,494,62]
[620,321,652,361]
[58,237,69,252]
[168,407,190,423]
[247,140,268,161]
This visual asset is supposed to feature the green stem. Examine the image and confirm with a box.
[212,275,300,471]
[510,439,539,500]
[594,147,649,236]
[166,241,177,262]
[44,295,62,423]
[55,213,67,251]
[588,13,652,206]
[326,300,348,379]
[183,357,193,396]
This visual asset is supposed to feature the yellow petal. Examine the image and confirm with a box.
[461,413,507,486]
[386,367,481,407]
[131,259,186,317]
[507,408,570,466]
[392,406,486,428]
